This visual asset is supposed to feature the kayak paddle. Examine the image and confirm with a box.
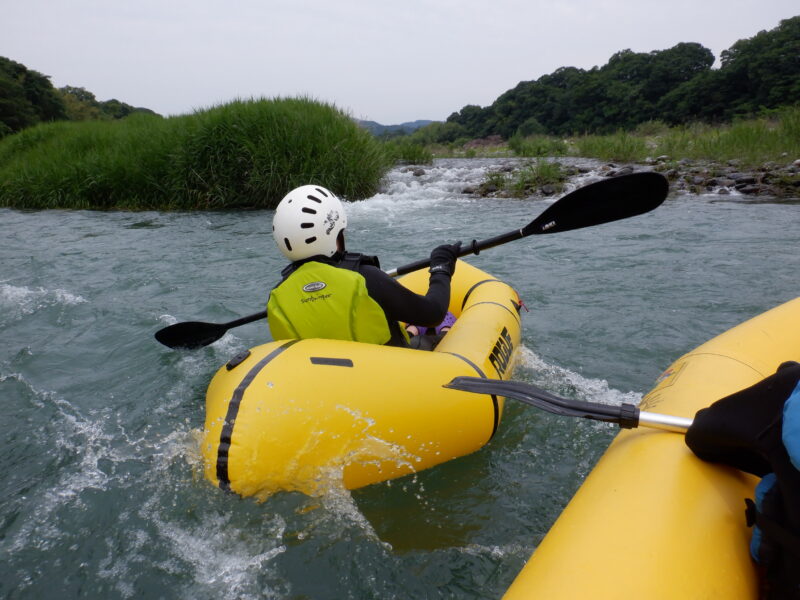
[387,171,668,276]
[155,171,669,349]
[445,376,692,433]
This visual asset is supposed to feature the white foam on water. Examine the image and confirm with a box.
[142,496,288,600]
[456,541,530,560]
[4,376,123,555]
[346,158,615,236]
[157,313,178,327]
[0,283,87,324]
[314,482,387,547]
[515,345,642,408]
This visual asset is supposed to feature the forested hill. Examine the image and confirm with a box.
[447,16,800,138]
[356,119,434,137]
[0,56,158,137]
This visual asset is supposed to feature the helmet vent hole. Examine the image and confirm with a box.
[300,222,314,229]
[302,207,317,214]
[284,238,293,251]
[305,236,317,244]
[307,195,323,203]
[315,188,329,197]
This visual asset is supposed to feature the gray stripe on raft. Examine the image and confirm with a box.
[442,351,500,442]
[460,279,500,311]
[216,339,300,492]
[461,300,521,326]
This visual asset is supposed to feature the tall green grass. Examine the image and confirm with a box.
[652,108,800,165]
[508,134,568,157]
[572,131,650,162]
[0,97,393,209]
[381,139,433,164]
[564,106,800,165]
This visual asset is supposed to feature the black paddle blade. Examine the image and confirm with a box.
[445,376,638,424]
[154,321,227,349]
[524,172,668,235]
[154,311,267,350]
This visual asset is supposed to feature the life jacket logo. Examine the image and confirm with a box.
[489,327,514,376]
[303,281,327,293]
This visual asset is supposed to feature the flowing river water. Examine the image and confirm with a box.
[1,158,798,599]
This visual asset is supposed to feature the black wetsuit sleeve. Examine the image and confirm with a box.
[359,265,451,327]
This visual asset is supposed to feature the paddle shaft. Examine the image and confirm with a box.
[387,231,520,277]
[224,311,268,329]
[638,410,692,433]
[445,376,692,433]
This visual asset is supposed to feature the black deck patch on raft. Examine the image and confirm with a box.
[216,339,300,492]
[225,349,251,371]
[444,352,500,442]
[309,357,354,367]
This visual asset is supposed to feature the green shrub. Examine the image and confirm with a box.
[509,160,564,196]
[479,160,564,197]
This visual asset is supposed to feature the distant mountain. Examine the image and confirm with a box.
[356,119,436,136]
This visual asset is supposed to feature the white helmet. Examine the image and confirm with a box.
[272,185,347,261]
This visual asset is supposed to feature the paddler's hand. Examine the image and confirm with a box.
[685,362,800,476]
[429,242,462,276]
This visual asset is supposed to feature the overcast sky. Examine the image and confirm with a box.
[5,1,798,124]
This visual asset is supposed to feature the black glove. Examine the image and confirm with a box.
[429,241,462,276]
[685,362,800,476]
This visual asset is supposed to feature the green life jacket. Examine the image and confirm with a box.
[267,253,403,345]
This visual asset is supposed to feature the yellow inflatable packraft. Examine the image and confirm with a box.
[504,296,800,599]
[202,260,523,498]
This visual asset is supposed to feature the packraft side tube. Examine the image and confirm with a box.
[504,296,800,600]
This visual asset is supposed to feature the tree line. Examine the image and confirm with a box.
[0,56,158,138]
[442,16,799,140]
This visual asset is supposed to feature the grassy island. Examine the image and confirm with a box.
[0,98,391,210]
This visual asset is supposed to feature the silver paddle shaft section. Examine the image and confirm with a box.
[637,410,692,433]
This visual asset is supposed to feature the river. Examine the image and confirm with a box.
[1,158,798,599]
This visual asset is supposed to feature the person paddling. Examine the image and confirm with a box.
[685,360,800,599]
[267,184,460,347]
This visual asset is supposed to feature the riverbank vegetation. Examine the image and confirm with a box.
[391,105,800,168]
[0,98,391,209]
